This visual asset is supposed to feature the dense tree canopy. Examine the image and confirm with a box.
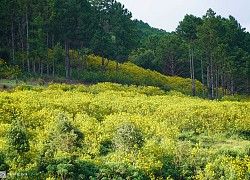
[131,10,250,96]
[0,1,249,95]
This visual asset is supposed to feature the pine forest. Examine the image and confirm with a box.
[0,0,250,179]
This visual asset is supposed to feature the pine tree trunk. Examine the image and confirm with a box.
[19,22,25,70]
[221,72,225,96]
[210,57,214,99]
[191,48,195,96]
[231,78,234,96]
[11,20,15,65]
[52,34,55,78]
[26,13,30,73]
[77,52,81,80]
[215,65,219,99]
[207,65,211,99]
[170,52,174,76]
[201,57,205,98]
[116,61,119,72]
[65,40,69,80]
[41,58,44,77]
[189,46,195,96]
[247,77,249,94]
[69,50,75,80]
[33,59,36,73]
[226,76,230,95]
[46,33,49,76]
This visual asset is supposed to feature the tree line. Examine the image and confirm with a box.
[0,0,139,78]
[0,0,249,97]
[132,9,250,97]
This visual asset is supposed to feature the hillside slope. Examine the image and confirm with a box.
[80,55,204,96]
[0,83,250,179]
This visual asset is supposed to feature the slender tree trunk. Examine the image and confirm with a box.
[70,50,75,80]
[206,65,210,99]
[65,40,69,80]
[189,47,193,88]
[191,48,195,96]
[226,76,230,95]
[231,78,234,96]
[77,43,84,79]
[70,51,73,80]
[46,33,49,76]
[116,61,119,72]
[33,59,36,73]
[41,58,44,77]
[247,77,249,94]
[21,39,25,70]
[77,52,81,80]
[19,22,25,70]
[221,71,224,96]
[189,46,195,96]
[26,13,30,73]
[201,57,205,98]
[52,34,55,78]
[215,65,219,99]
[210,57,214,99]
[170,52,174,76]
[77,63,80,79]
[11,20,15,65]
[38,59,40,74]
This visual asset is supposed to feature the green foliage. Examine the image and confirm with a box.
[0,0,249,96]
[0,58,20,79]
[47,113,84,153]
[0,82,250,179]
[14,84,33,91]
[98,163,145,180]
[83,55,204,96]
[0,152,9,171]
[45,156,76,180]
[130,48,157,70]
[7,122,30,154]
[113,122,144,152]
[221,94,248,102]
[195,156,250,180]
[74,160,99,179]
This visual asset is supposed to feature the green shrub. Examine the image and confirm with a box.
[75,160,100,179]
[14,84,32,91]
[85,55,204,96]
[74,84,88,92]
[47,113,84,153]
[113,122,144,152]
[81,71,105,83]
[97,163,145,180]
[8,122,30,154]
[195,156,250,180]
[47,83,74,91]
[38,78,45,86]
[221,94,247,102]
[0,152,9,172]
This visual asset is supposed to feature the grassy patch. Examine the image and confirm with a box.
[0,79,43,91]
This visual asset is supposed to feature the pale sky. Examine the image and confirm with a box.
[117,0,250,32]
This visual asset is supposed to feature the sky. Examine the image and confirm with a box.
[117,0,250,32]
